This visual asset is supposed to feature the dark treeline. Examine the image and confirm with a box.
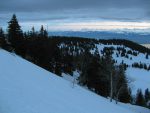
[0,14,150,108]
[98,39,150,54]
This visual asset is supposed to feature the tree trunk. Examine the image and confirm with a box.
[110,72,113,102]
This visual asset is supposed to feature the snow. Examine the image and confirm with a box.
[62,70,79,83]
[118,103,150,113]
[126,68,150,94]
[141,44,150,49]
[0,49,149,113]
[96,44,150,94]
[97,44,150,66]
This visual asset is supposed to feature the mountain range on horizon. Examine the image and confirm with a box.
[49,30,150,44]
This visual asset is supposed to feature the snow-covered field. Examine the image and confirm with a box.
[0,49,149,113]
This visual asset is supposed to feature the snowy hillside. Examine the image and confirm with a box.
[96,44,150,94]
[0,49,149,113]
[61,42,150,95]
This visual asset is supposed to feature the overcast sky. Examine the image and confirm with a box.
[0,0,150,32]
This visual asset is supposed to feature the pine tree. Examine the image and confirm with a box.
[0,27,5,38]
[104,54,115,101]
[86,51,100,90]
[32,26,35,34]
[40,25,44,37]
[97,56,110,97]
[31,26,36,38]
[145,88,150,103]
[79,49,92,85]
[146,53,149,59]
[44,29,48,38]
[114,65,131,103]
[0,27,6,48]
[39,25,48,38]
[8,14,23,46]
[135,89,146,106]
[39,25,44,38]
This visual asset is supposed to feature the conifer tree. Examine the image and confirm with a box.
[79,49,92,85]
[116,65,131,103]
[104,54,115,101]
[0,27,5,38]
[146,53,149,59]
[39,25,48,38]
[7,14,23,46]
[0,27,6,48]
[44,29,48,38]
[136,89,146,106]
[31,26,36,38]
[40,25,44,38]
[86,50,101,90]
[145,88,150,103]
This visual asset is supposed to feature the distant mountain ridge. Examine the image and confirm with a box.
[49,31,150,44]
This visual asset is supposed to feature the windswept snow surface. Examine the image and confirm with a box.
[0,49,149,113]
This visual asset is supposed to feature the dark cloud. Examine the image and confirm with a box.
[0,0,149,30]
[0,0,149,11]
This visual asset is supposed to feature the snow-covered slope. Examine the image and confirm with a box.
[127,68,150,94]
[0,49,149,113]
[96,44,150,94]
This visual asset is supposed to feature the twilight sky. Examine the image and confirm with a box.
[0,0,150,32]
